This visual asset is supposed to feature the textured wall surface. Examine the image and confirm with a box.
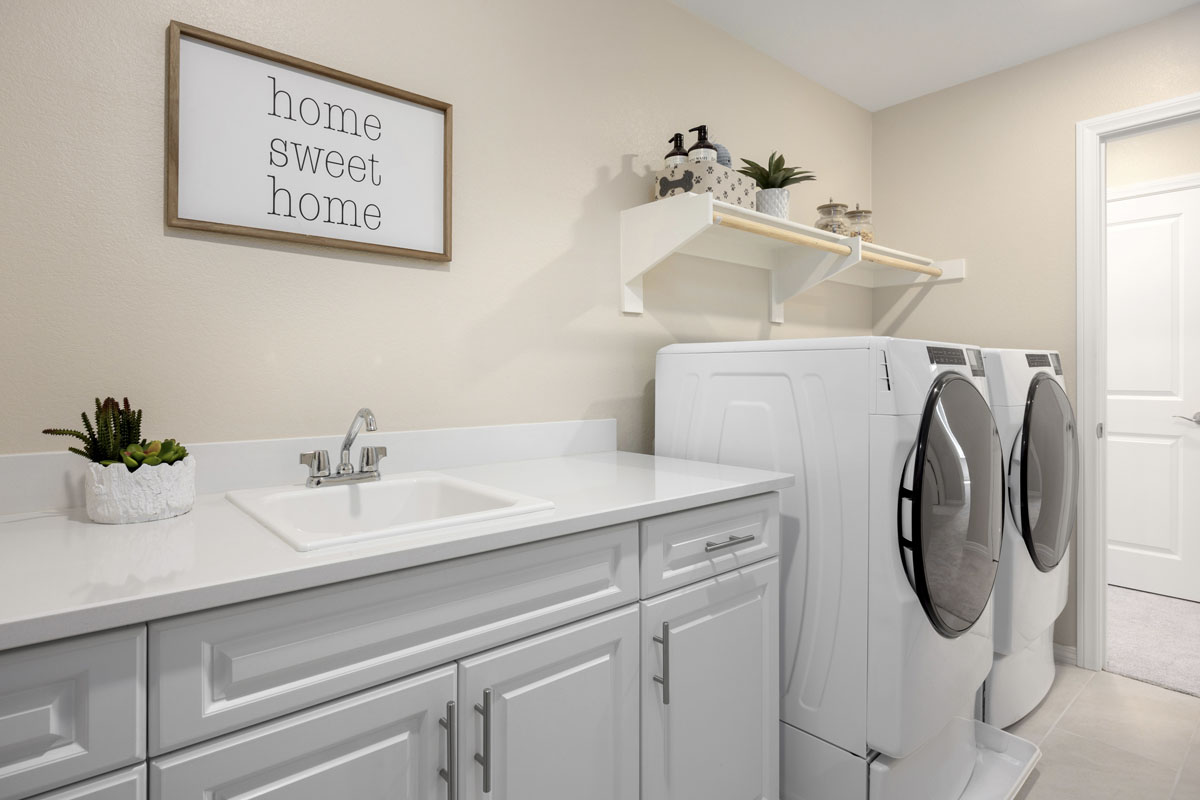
[0,0,873,455]
[870,5,1200,646]
[1108,117,1200,188]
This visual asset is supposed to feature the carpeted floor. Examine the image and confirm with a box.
[1107,584,1200,697]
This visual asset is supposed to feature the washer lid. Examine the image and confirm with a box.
[1010,373,1079,572]
[899,372,1004,638]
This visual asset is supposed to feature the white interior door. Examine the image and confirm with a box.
[1106,180,1200,602]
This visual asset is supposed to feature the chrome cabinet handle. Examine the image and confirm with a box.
[1173,412,1200,425]
[705,533,756,552]
[652,622,671,705]
[439,700,457,800]
[474,688,492,793]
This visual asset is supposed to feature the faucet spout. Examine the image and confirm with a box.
[338,407,377,474]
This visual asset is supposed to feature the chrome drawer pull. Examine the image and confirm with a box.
[705,533,756,552]
[474,688,492,793]
[439,700,457,800]
[652,621,671,705]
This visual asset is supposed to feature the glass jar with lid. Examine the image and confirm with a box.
[814,199,850,236]
[847,204,874,242]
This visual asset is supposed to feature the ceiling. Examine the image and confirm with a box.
[670,0,1199,110]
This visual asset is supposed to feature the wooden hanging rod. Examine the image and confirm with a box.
[711,213,942,278]
[712,213,852,256]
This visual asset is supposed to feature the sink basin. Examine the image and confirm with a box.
[227,472,556,551]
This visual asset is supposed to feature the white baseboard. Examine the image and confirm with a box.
[1054,643,1079,666]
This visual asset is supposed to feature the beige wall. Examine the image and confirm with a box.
[871,5,1200,646]
[0,0,872,456]
[1108,117,1200,188]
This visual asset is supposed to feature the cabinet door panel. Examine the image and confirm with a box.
[150,665,455,800]
[28,765,145,800]
[642,558,779,800]
[457,606,639,800]
[0,626,145,800]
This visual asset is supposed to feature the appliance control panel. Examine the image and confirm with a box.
[927,346,967,366]
[966,348,986,377]
[1025,353,1052,369]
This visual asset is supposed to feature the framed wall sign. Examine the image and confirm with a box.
[166,21,452,260]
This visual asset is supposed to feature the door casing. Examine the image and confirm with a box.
[1075,91,1200,670]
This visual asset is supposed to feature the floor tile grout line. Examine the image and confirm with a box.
[1056,669,1200,774]
[1040,667,1097,742]
[1167,714,1200,799]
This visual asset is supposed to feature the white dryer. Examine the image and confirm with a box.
[656,337,1040,800]
[979,349,1078,729]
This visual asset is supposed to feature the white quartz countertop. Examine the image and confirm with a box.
[0,451,791,651]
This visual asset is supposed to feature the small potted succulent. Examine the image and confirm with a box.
[737,152,816,219]
[44,397,194,524]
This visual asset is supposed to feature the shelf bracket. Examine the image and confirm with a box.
[768,236,863,324]
[620,193,715,314]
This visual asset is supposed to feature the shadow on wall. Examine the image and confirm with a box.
[874,282,938,336]
[585,379,656,452]
[460,155,649,379]
[162,224,451,274]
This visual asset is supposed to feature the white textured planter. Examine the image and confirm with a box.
[756,188,790,219]
[84,456,196,524]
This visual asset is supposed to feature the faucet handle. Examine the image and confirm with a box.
[359,446,388,474]
[300,450,331,478]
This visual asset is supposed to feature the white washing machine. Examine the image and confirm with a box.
[979,349,1078,729]
[655,337,1040,800]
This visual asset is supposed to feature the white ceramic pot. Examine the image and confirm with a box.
[84,456,196,524]
[756,188,790,219]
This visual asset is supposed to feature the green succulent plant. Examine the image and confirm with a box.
[43,397,187,471]
[737,152,816,190]
[120,439,189,471]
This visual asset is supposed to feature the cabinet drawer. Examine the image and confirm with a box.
[640,494,779,597]
[28,766,145,800]
[0,627,145,800]
[150,524,638,754]
[150,665,455,800]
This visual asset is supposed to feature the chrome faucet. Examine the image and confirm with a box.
[299,407,388,488]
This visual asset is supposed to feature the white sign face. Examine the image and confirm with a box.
[170,28,449,259]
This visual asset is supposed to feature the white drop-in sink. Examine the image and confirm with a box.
[227,472,556,551]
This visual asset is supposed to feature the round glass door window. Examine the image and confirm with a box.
[899,373,1004,638]
[1010,373,1078,571]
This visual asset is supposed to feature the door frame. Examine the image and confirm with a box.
[1074,91,1200,670]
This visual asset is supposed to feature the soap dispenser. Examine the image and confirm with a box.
[664,133,688,168]
[687,125,718,163]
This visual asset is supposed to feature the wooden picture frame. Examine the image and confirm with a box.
[166,21,452,261]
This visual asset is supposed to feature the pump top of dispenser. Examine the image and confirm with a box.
[688,125,717,162]
[665,133,688,168]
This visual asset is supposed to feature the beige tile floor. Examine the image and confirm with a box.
[1012,666,1200,799]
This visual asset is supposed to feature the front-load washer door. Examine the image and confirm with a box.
[1010,373,1079,572]
[899,372,1004,638]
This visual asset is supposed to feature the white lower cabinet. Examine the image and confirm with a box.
[641,558,780,800]
[455,606,640,800]
[3,495,782,800]
[149,665,456,799]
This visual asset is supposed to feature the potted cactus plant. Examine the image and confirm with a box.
[43,397,195,524]
[737,152,816,219]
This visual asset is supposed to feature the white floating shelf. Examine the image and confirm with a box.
[620,192,965,323]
